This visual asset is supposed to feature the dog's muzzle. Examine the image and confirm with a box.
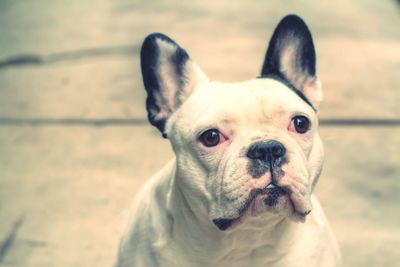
[212,183,289,231]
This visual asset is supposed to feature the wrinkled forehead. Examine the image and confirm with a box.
[177,78,315,126]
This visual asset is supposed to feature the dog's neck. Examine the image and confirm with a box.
[165,162,303,266]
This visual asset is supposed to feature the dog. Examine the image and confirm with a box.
[115,14,341,267]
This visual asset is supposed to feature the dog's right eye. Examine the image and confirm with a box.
[199,129,222,147]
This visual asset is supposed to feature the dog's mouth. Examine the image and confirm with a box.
[212,183,310,231]
[263,183,289,207]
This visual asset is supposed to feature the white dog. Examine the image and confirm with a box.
[115,14,341,267]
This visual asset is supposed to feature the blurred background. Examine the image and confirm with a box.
[0,0,399,266]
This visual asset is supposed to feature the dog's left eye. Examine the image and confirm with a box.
[199,129,223,147]
[289,116,311,134]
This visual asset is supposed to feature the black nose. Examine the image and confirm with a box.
[247,140,286,166]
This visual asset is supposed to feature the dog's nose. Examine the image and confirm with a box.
[247,140,286,166]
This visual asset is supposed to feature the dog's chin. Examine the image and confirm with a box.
[212,185,311,231]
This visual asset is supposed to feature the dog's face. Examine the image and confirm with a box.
[140,15,324,231]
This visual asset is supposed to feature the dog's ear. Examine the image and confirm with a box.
[261,15,322,108]
[141,33,208,137]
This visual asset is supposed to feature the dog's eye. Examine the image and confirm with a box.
[290,116,311,134]
[199,129,222,147]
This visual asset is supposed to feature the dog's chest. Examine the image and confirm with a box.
[162,227,301,267]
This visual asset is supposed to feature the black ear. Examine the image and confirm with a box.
[141,33,208,137]
[261,15,322,107]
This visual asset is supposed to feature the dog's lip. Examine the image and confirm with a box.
[212,183,313,230]
[263,183,289,207]
[212,218,237,231]
[266,183,277,189]
[212,183,289,231]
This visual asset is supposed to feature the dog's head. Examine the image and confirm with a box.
[140,15,324,231]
